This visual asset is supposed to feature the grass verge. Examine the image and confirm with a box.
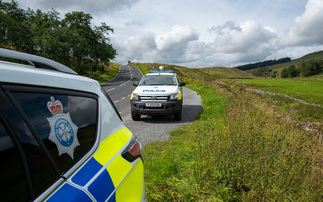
[144,79,322,201]
[88,63,120,83]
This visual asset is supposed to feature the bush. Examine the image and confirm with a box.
[288,65,300,77]
[253,67,272,77]
[281,68,289,78]
[299,60,322,77]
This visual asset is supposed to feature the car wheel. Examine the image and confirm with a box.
[174,108,182,121]
[131,110,141,121]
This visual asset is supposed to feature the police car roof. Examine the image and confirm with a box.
[0,48,77,75]
[0,60,101,95]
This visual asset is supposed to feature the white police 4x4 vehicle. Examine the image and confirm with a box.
[130,66,185,121]
[0,48,146,201]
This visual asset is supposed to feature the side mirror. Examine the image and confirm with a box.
[133,82,139,86]
[179,81,186,86]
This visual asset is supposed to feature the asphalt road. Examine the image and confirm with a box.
[101,65,202,145]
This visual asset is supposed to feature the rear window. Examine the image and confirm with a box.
[0,85,99,199]
[11,91,98,172]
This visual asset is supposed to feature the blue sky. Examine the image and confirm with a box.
[12,0,323,67]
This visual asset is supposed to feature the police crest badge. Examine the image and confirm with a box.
[47,96,79,159]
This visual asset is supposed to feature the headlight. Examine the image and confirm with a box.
[131,92,139,100]
[170,93,178,100]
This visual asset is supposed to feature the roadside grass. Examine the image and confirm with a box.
[144,79,322,201]
[237,77,323,106]
[129,63,150,75]
[88,63,120,83]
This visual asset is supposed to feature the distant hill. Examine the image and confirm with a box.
[245,50,323,75]
[235,58,291,71]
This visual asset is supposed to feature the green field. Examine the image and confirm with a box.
[237,77,323,106]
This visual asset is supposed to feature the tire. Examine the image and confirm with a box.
[174,108,182,121]
[131,110,141,121]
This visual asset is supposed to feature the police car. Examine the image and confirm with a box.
[0,48,146,201]
[130,66,185,121]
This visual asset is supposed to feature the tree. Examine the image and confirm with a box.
[60,12,116,74]
[299,60,321,77]
[0,0,34,52]
[280,68,289,78]
[27,8,61,55]
[90,23,116,72]
[253,67,272,77]
[287,65,299,77]
[0,1,117,75]
[271,70,278,78]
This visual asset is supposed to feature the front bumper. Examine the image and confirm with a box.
[131,100,182,116]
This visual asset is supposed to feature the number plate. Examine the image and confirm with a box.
[146,103,162,107]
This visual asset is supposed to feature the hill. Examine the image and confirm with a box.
[195,66,255,79]
[235,57,291,71]
[246,50,323,75]
[129,63,254,80]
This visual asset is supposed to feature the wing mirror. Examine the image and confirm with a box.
[133,82,139,86]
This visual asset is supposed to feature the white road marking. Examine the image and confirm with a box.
[107,88,115,92]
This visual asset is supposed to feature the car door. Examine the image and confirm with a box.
[0,84,100,201]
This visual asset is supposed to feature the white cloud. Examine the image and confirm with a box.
[155,26,199,62]
[113,32,157,62]
[282,0,323,46]
[208,20,277,53]
[9,0,323,67]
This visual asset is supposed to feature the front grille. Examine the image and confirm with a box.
[139,96,169,101]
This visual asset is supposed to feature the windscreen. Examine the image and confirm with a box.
[139,75,176,86]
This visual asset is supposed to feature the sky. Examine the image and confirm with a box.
[10,0,323,67]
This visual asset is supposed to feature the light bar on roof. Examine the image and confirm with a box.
[149,70,174,73]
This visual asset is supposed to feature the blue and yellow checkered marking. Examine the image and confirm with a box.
[47,183,92,202]
[71,158,103,186]
[88,167,115,201]
[48,127,144,201]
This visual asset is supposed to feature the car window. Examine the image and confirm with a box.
[11,92,98,173]
[0,120,28,201]
[1,85,99,199]
[0,90,57,199]
[139,75,176,86]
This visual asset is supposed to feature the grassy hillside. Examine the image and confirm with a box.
[246,50,323,74]
[129,63,218,81]
[88,63,121,83]
[129,63,254,80]
[196,66,255,79]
